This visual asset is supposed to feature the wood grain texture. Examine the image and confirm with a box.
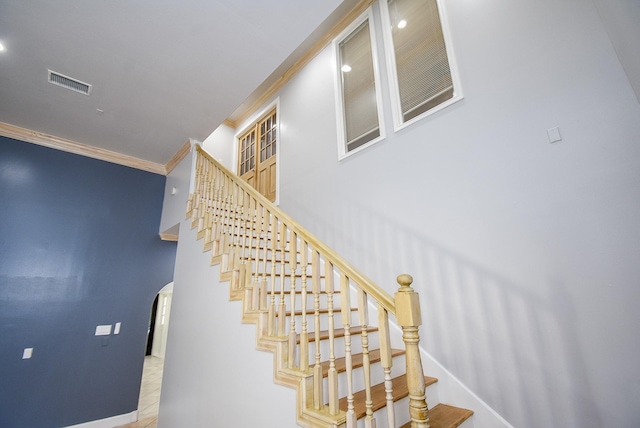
[337,375,438,419]
[399,403,474,428]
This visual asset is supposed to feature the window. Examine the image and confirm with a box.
[382,0,462,128]
[334,9,385,158]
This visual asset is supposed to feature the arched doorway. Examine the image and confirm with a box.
[145,282,173,358]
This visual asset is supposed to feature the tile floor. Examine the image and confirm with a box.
[116,356,164,428]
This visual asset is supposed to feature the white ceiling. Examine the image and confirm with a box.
[0,0,347,165]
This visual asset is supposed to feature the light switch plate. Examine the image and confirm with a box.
[95,324,112,336]
[547,126,562,143]
[114,322,121,334]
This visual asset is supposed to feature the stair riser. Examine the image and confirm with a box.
[307,332,382,365]
[340,383,442,428]
[317,354,408,404]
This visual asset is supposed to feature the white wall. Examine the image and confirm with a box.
[159,153,192,235]
[593,0,640,102]
[203,123,236,171]
[225,1,639,427]
[161,0,640,426]
[158,219,297,428]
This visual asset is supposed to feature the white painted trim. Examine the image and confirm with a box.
[333,7,387,161]
[379,0,464,132]
[62,410,137,428]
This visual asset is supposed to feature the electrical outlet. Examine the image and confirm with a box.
[22,348,33,359]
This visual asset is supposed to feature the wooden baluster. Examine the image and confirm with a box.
[217,182,228,258]
[209,176,219,253]
[259,209,270,311]
[230,184,241,270]
[196,165,206,233]
[395,274,430,428]
[325,261,339,415]
[252,203,265,311]
[277,221,287,336]
[267,214,278,336]
[212,173,225,257]
[244,196,257,292]
[238,189,249,262]
[340,274,356,427]
[299,239,309,370]
[234,184,244,268]
[358,289,375,428]
[378,304,395,428]
[312,249,324,410]
[287,230,298,368]
[203,175,214,249]
[222,181,233,258]
[198,161,209,233]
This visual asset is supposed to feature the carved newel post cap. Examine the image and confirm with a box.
[395,274,421,327]
[397,274,414,292]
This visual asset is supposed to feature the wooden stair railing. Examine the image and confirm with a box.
[185,145,473,428]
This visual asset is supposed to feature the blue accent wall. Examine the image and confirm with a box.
[0,136,177,428]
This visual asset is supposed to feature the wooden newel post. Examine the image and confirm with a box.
[395,274,430,428]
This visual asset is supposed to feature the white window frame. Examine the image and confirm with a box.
[333,7,386,160]
[380,0,463,131]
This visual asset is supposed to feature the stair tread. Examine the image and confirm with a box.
[312,348,405,377]
[296,326,378,344]
[399,403,474,428]
[252,273,326,278]
[280,307,357,316]
[264,288,338,294]
[336,374,438,420]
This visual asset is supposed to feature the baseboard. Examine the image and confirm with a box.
[63,410,137,428]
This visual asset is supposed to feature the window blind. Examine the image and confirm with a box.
[339,20,380,150]
[388,0,453,122]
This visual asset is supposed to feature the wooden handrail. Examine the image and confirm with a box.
[195,145,396,314]
[187,146,437,427]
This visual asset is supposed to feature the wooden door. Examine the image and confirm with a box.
[238,128,256,188]
[238,109,277,202]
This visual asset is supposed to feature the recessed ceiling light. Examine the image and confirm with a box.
[341,64,352,73]
[0,42,6,52]
[397,19,407,29]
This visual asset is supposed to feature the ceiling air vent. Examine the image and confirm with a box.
[48,70,92,95]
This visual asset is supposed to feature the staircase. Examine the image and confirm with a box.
[186,146,474,428]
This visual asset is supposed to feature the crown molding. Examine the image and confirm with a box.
[165,139,192,174]
[0,121,167,175]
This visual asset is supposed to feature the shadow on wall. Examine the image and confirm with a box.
[291,200,603,428]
